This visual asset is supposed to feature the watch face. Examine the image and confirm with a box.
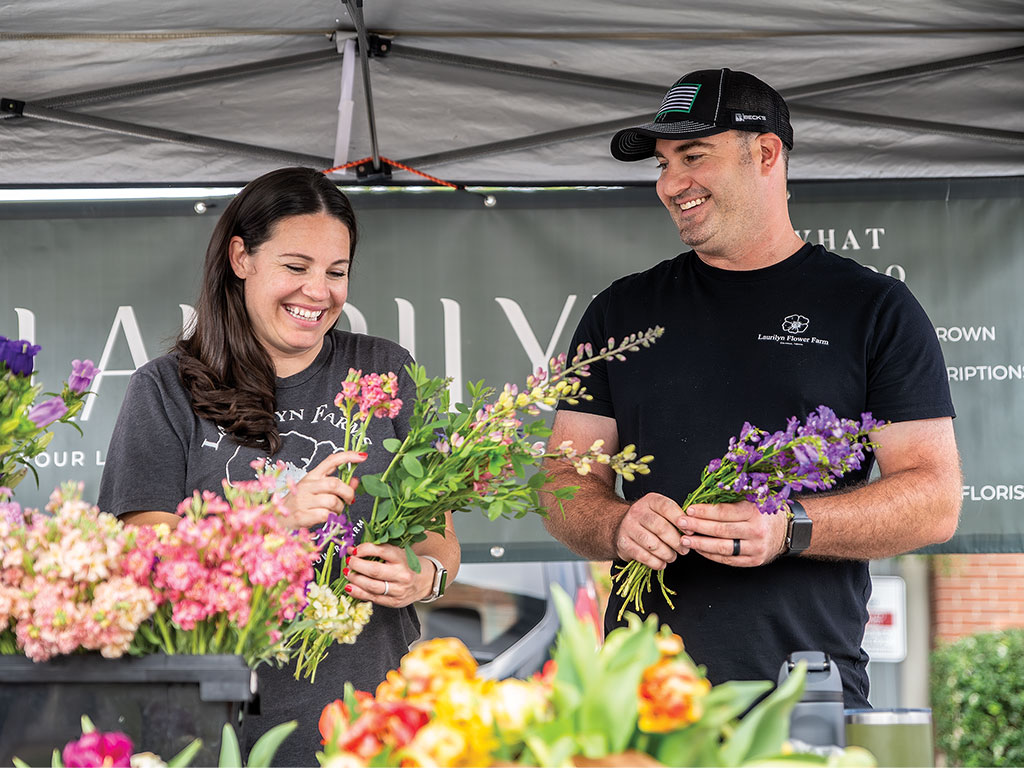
[436,569,448,597]
[789,519,813,551]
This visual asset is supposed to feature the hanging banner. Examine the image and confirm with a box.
[1,179,1021,558]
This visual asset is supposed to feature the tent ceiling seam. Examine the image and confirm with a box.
[336,27,1024,40]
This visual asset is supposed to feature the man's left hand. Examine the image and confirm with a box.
[679,501,788,567]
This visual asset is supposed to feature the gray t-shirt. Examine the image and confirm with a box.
[98,330,422,765]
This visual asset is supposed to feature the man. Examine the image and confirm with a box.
[542,68,961,707]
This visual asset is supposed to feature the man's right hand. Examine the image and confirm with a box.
[614,492,690,569]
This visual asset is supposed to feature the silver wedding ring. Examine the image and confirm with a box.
[383,580,390,596]
[732,538,741,557]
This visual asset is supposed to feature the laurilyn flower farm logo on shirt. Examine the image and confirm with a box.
[757,313,830,347]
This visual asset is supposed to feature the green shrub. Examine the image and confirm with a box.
[931,628,1024,766]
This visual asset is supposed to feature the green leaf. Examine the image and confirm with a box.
[245,721,299,768]
[405,545,422,573]
[12,758,32,768]
[382,438,402,452]
[359,474,389,497]
[167,738,204,768]
[80,715,97,734]
[402,454,424,478]
[218,723,243,768]
[527,470,549,489]
[720,661,806,765]
[51,748,62,768]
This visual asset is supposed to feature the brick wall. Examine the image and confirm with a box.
[931,554,1024,643]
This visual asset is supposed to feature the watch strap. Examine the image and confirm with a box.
[419,555,447,603]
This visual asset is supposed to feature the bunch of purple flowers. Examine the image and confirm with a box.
[613,406,886,618]
[0,336,99,491]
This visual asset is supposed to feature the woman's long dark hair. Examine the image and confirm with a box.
[175,167,358,453]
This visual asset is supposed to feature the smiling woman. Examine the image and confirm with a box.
[95,167,461,766]
[228,212,352,378]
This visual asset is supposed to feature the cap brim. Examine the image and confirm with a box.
[610,121,730,161]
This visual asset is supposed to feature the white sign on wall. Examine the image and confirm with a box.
[863,575,907,663]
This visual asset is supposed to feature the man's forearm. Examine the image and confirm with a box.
[802,464,961,560]
[541,459,629,560]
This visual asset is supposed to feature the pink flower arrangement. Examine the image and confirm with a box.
[128,462,320,666]
[1,463,321,668]
[0,483,156,661]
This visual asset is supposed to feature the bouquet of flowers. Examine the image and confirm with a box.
[0,483,156,661]
[613,406,886,618]
[315,586,877,767]
[128,466,320,667]
[290,328,663,680]
[1,468,321,668]
[0,335,98,491]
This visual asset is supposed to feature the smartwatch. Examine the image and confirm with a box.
[419,555,448,603]
[784,499,813,556]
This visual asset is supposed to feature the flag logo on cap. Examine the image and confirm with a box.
[654,84,701,121]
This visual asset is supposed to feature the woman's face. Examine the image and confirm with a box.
[229,212,351,377]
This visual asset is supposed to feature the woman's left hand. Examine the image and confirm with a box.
[343,542,435,608]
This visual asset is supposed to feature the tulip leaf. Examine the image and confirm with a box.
[245,721,298,768]
[217,723,242,768]
[167,738,204,768]
[720,660,807,765]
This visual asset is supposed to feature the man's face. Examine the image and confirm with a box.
[653,132,765,258]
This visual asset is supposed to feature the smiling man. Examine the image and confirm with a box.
[542,68,962,707]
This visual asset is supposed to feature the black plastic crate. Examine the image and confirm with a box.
[0,654,255,766]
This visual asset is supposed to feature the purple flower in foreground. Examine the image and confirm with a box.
[0,338,41,377]
[313,512,355,557]
[27,396,68,428]
[68,358,100,394]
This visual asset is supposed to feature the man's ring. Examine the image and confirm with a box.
[383,580,390,596]
[732,539,741,557]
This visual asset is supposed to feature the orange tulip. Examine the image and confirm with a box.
[637,657,711,733]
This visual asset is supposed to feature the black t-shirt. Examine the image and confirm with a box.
[560,243,954,706]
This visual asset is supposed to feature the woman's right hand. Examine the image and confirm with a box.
[280,450,366,529]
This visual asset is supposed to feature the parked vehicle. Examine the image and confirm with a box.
[415,560,601,680]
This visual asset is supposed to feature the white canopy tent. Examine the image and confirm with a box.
[2,0,1023,187]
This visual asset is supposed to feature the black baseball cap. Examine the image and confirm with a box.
[611,68,793,161]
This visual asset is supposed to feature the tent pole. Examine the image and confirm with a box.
[344,0,383,174]
[387,43,664,96]
[783,45,1024,101]
[2,101,332,167]
[332,37,358,171]
[789,105,1024,145]
[0,49,340,120]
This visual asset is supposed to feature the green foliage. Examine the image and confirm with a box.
[931,628,1024,766]
[518,585,848,768]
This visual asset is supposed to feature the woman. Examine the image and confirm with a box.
[98,167,460,765]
